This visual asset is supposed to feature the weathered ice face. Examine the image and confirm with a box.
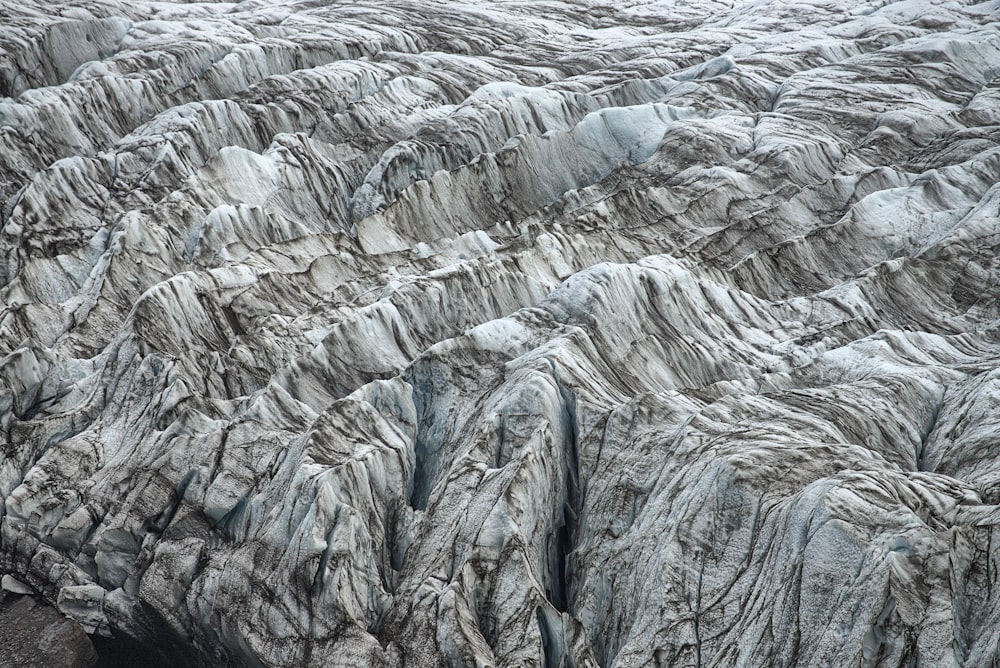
[2,0,1000,666]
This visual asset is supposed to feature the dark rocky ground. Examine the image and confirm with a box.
[0,592,97,668]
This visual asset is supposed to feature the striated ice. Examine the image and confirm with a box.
[2,0,1000,666]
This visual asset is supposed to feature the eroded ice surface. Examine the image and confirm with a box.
[3,0,1000,665]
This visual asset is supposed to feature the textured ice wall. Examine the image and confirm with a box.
[2,0,1000,666]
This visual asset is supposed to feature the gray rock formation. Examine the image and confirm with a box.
[0,588,98,668]
[2,0,1000,665]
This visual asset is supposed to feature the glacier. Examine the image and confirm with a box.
[2,0,1000,665]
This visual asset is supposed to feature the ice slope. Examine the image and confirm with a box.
[2,0,1000,665]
